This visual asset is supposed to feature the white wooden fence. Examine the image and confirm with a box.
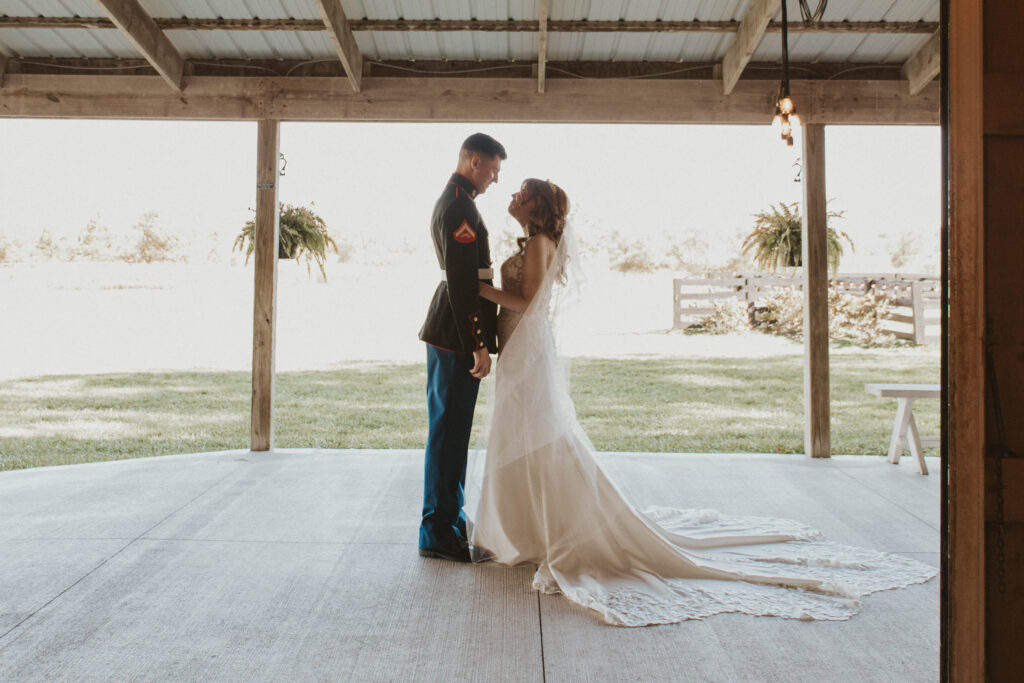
[673,273,941,344]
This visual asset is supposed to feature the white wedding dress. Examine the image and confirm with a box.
[469,231,936,627]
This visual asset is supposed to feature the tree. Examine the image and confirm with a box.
[741,202,853,274]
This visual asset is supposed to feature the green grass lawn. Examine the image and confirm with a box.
[0,349,939,472]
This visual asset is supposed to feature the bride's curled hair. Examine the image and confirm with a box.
[517,178,570,250]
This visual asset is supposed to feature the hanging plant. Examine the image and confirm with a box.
[234,203,338,279]
[740,201,853,274]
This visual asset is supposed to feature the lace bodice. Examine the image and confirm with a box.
[496,250,525,351]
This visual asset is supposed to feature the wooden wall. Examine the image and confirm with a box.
[980,2,1024,679]
[949,0,1024,679]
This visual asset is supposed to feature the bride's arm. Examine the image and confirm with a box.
[479,282,526,313]
[478,235,556,313]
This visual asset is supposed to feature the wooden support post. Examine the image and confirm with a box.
[251,120,280,451]
[947,0,986,676]
[801,123,831,458]
[538,0,549,94]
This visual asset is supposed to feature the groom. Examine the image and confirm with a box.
[417,133,505,562]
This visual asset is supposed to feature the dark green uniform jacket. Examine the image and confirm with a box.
[418,174,499,354]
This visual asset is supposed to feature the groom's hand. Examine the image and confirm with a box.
[470,348,491,379]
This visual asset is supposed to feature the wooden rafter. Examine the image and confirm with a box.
[902,30,941,96]
[94,0,183,93]
[721,0,780,95]
[0,16,940,34]
[716,0,778,96]
[538,0,549,94]
[0,75,940,125]
[313,0,363,93]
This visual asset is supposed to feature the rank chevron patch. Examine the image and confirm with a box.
[453,221,477,244]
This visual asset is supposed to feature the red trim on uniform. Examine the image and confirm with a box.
[467,312,483,348]
[425,341,472,355]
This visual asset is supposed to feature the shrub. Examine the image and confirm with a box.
[33,230,65,261]
[694,299,750,334]
[125,212,185,263]
[607,230,658,272]
[749,287,900,347]
[753,288,804,337]
[829,290,898,346]
[0,234,23,263]
[72,219,120,261]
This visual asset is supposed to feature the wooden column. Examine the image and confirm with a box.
[251,120,280,451]
[801,123,831,458]
[947,0,985,678]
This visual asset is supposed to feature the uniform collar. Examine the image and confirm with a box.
[449,173,478,199]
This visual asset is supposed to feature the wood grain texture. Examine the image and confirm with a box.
[250,120,279,451]
[313,1,362,93]
[947,0,987,679]
[94,0,183,93]
[721,0,780,95]
[801,124,831,459]
[981,121,1024,682]
[0,75,940,124]
[902,31,941,96]
[537,0,548,95]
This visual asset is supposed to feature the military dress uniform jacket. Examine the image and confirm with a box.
[419,174,498,354]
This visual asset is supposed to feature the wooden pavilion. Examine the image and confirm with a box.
[0,1,1019,679]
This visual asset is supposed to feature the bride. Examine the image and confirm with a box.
[471,178,937,627]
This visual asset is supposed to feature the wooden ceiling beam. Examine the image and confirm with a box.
[5,57,909,82]
[94,0,183,93]
[0,74,940,125]
[722,0,780,95]
[0,16,939,35]
[538,0,549,94]
[902,30,941,96]
[313,0,363,92]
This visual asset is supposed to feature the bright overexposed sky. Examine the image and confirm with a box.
[0,119,941,271]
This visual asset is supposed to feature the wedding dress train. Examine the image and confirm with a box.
[469,234,937,627]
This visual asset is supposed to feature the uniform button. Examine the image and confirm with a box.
[473,316,478,322]
[476,329,482,334]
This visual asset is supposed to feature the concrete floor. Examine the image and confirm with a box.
[0,449,939,682]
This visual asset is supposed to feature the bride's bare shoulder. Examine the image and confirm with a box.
[525,233,557,253]
[524,233,557,268]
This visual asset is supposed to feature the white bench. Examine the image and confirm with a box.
[864,383,941,475]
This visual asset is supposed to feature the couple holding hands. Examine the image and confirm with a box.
[416,133,934,627]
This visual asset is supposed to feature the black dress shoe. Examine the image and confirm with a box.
[418,540,472,563]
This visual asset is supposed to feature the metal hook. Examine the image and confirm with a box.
[279,152,287,176]
[792,158,802,183]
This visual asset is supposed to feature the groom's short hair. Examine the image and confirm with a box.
[461,133,507,160]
